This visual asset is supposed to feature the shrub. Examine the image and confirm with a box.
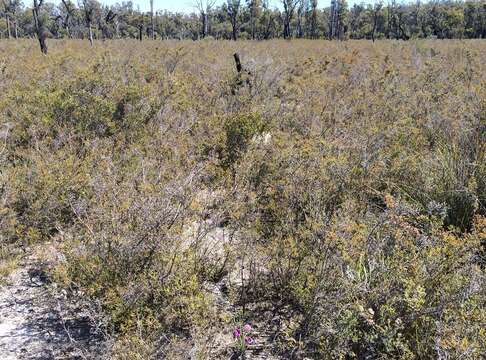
[0,39,485,359]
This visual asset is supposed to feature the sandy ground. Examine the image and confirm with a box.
[0,252,106,360]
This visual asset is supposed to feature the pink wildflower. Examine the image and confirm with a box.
[245,336,254,345]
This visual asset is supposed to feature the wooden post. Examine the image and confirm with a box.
[233,53,242,73]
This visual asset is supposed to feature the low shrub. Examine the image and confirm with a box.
[0,39,485,359]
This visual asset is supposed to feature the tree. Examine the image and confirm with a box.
[33,0,48,53]
[226,0,240,40]
[10,0,21,38]
[1,0,11,38]
[329,0,337,38]
[308,0,318,39]
[60,0,76,37]
[80,0,95,45]
[99,7,117,39]
[296,0,305,38]
[330,0,348,39]
[261,0,277,39]
[281,0,300,39]
[464,1,484,38]
[337,0,348,39]
[194,0,216,38]
[136,13,144,40]
[149,0,154,39]
[371,3,382,41]
[388,1,408,40]
[0,0,485,42]
[247,0,261,39]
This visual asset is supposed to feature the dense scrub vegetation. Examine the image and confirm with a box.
[0,39,485,359]
[0,0,485,42]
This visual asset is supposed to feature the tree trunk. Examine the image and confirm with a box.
[64,13,70,38]
[88,21,93,45]
[386,5,391,39]
[231,20,237,40]
[310,6,317,39]
[284,18,290,39]
[37,29,48,54]
[250,9,255,39]
[264,13,272,39]
[5,14,11,39]
[200,13,206,38]
[150,0,155,40]
[33,1,48,54]
[204,13,208,37]
[151,15,155,39]
[372,12,377,42]
[296,6,303,38]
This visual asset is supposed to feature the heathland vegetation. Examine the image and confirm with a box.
[0,38,485,358]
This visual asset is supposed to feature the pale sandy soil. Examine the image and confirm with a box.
[0,250,106,360]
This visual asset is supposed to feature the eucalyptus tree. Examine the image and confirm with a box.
[60,0,76,37]
[80,0,95,45]
[281,0,300,38]
[247,0,261,39]
[33,0,48,53]
[1,0,11,38]
[194,0,216,38]
[149,0,154,39]
[226,0,241,40]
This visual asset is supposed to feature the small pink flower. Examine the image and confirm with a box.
[245,336,254,345]
[243,324,252,332]
[233,328,241,338]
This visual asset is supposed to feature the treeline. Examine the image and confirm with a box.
[0,0,485,43]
